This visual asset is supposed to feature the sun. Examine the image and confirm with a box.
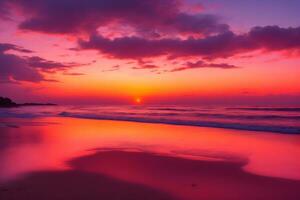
[135,97,142,104]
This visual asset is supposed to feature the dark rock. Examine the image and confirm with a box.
[0,97,17,107]
[0,97,57,108]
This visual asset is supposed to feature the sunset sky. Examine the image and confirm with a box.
[0,0,300,105]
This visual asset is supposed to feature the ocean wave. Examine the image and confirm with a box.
[1,105,300,134]
[193,113,300,120]
[227,107,300,112]
[147,107,197,112]
[59,112,300,134]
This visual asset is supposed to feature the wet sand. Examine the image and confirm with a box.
[1,150,300,200]
[0,117,300,199]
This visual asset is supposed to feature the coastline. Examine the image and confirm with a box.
[1,104,299,134]
[1,117,300,179]
[0,97,56,108]
[59,112,300,134]
[0,116,300,199]
[0,103,57,108]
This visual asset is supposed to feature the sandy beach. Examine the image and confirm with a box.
[1,0,300,199]
[1,117,300,200]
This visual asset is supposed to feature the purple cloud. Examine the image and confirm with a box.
[0,43,85,83]
[170,60,239,72]
[78,31,244,59]
[167,13,229,36]
[78,26,300,60]
[248,26,300,51]
[2,0,228,36]
[0,52,45,83]
[2,1,300,75]
[26,56,82,73]
[0,43,34,53]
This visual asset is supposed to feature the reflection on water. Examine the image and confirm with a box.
[1,105,300,133]
[0,117,300,184]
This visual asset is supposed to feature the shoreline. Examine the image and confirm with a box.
[1,150,300,200]
[59,113,300,134]
[1,117,300,181]
[0,117,300,199]
[1,103,299,134]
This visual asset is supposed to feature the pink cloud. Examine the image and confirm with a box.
[78,26,300,60]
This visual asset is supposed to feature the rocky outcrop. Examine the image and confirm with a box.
[0,97,56,107]
[0,97,17,107]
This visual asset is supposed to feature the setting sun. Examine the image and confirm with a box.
[135,97,142,104]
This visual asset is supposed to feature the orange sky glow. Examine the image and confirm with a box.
[1,0,300,105]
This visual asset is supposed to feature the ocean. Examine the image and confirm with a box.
[1,105,299,134]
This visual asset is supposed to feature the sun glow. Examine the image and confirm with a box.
[135,97,142,104]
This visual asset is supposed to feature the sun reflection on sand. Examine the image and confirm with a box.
[0,117,300,184]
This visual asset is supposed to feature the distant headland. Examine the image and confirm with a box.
[0,97,56,107]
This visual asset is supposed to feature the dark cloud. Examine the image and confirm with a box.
[166,13,229,36]
[248,26,300,51]
[79,26,300,60]
[2,1,300,75]
[79,34,180,59]
[0,52,45,83]
[0,43,44,82]
[170,60,239,72]
[26,56,82,72]
[78,32,245,59]
[0,43,84,83]
[0,43,34,53]
[2,0,227,36]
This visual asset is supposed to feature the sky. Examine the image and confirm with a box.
[0,0,300,105]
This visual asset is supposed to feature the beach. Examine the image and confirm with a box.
[1,116,300,200]
[1,0,300,199]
